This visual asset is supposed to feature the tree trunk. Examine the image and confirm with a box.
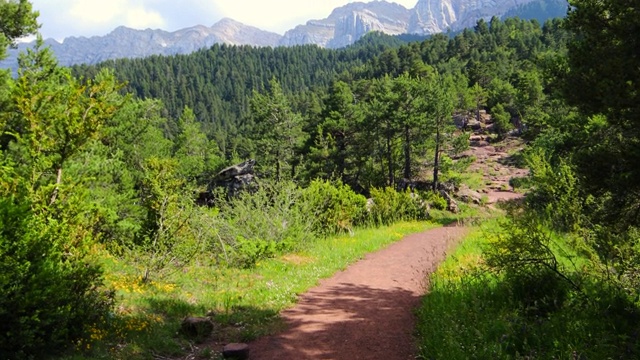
[403,124,411,181]
[386,125,394,187]
[432,126,440,192]
[276,159,281,183]
[49,167,63,205]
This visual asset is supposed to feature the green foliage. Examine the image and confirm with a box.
[135,157,205,282]
[213,181,315,267]
[248,79,305,182]
[484,212,581,293]
[562,0,640,126]
[301,179,367,235]
[368,187,428,226]
[491,103,514,137]
[417,222,640,360]
[234,236,294,269]
[524,147,583,231]
[424,191,448,211]
[0,0,39,60]
[173,106,223,181]
[0,40,120,358]
[0,199,114,359]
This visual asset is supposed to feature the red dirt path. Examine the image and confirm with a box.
[248,225,469,360]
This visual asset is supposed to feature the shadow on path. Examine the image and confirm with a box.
[252,284,419,360]
[250,226,468,360]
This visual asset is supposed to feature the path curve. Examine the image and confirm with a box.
[248,225,469,360]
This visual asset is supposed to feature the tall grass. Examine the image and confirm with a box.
[416,218,640,359]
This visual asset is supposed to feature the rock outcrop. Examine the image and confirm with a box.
[410,0,541,34]
[211,159,257,199]
[279,1,412,48]
[197,159,258,206]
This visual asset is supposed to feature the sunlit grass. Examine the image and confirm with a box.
[73,221,438,359]
[460,171,485,191]
[416,218,640,359]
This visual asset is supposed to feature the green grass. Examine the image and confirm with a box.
[459,171,485,191]
[71,220,439,359]
[416,218,640,360]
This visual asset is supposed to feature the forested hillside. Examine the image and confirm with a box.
[73,16,567,192]
[3,0,640,358]
[72,32,405,132]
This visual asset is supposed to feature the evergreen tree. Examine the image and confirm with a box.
[248,78,305,181]
[0,36,121,358]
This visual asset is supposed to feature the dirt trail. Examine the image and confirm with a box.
[246,134,527,359]
[248,226,469,360]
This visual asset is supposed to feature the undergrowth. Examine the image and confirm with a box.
[416,218,640,359]
[66,220,437,359]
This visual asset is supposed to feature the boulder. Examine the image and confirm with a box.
[439,190,459,214]
[216,159,255,181]
[200,159,259,202]
[181,316,214,339]
[223,343,250,359]
[457,186,484,205]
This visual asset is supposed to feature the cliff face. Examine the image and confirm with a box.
[280,1,412,49]
[409,0,540,34]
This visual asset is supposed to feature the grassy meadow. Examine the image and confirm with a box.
[70,220,445,359]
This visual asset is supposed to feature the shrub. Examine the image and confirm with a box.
[134,157,207,282]
[234,236,294,268]
[214,181,315,267]
[0,199,114,359]
[424,191,447,211]
[301,179,367,235]
[368,187,428,226]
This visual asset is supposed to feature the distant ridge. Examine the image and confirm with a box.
[0,0,568,71]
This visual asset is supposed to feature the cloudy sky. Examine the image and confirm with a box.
[30,0,419,41]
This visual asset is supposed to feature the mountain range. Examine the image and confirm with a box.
[1,0,568,70]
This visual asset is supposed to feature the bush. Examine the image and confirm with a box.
[214,181,315,267]
[134,157,207,282]
[368,187,428,226]
[301,179,367,235]
[0,199,114,359]
[424,191,447,211]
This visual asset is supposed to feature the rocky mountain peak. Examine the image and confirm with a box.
[1,0,566,71]
[409,0,539,34]
[280,1,412,48]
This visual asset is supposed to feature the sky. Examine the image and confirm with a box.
[30,0,419,41]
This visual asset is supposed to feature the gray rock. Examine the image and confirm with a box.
[280,1,412,49]
[211,159,258,199]
[216,159,256,181]
[410,0,541,35]
[440,190,460,214]
[457,186,484,204]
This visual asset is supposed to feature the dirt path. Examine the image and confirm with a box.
[246,134,526,359]
[248,225,469,360]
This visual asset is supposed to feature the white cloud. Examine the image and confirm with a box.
[217,0,418,33]
[124,7,166,29]
[67,0,165,28]
[216,0,356,33]
[30,0,419,40]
